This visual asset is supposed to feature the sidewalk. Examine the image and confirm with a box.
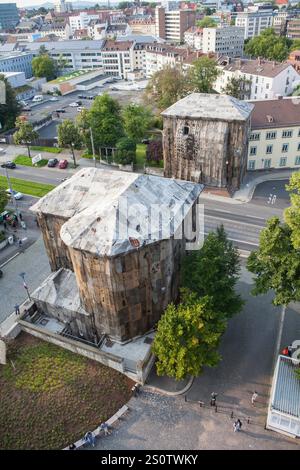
[233,169,298,203]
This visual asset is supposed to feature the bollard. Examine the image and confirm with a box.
[215,405,218,413]
[231,411,234,419]
[184,395,187,402]
[247,417,250,424]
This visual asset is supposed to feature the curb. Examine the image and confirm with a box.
[143,375,194,397]
[234,176,294,203]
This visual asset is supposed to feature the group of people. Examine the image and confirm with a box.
[68,422,111,450]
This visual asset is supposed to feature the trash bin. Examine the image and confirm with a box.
[8,236,14,245]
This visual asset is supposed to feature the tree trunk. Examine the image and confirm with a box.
[27,144,31,158]
[71,145,76,168]
[273,304,287,372]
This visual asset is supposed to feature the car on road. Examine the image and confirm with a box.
[22,106,32,112]
[47,158,59,167]
[49,97,59,102]
[1,161,16,169]
[58,159,68,169]
[32,95,43,102]
[0,138,6,144]
[77,106,85,112]
[78,94,88,99]
[6,189,23,200]
[55,108,66,113]
[69,101,82,107]
[86,95,96,100]
[0,147,6,154]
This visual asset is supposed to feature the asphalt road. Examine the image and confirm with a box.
[252,179,290,209]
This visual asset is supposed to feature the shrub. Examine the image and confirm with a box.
[115,137,136,165]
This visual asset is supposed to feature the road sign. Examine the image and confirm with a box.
[32,153,42,164]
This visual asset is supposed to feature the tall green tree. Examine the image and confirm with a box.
[0,189,8,214]
[122,104,153,142]
[13,118,38,158]
[284,172,300,249]
[196,16,217,28]
[188,56,220,94]
[244,28,291,62]
[181,225,243,319]
[0,75,21,131]
[152,289,226,380]
[57,120,82,167]
[144,66,189,111]
[221,76,251,100]
[78,94,124,152]
[115,137,136,165]
[32,54,56,81]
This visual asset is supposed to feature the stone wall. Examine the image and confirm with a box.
[163,116,250,191]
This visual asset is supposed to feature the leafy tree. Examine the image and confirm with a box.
[13,118,38,158]
[188,56,220,94]
[118,1,131,8]
[284,172,300,249]
[290,39,300,51]
[0,190,8,213]
[55,54,69,72]
[152,289,225,380]
[32,54,56,81]
[247,217,300,307]
[80,94,124,152]
[122,104,153,142]
[181,225,243,319]
[146,140,163,164]
[196,16,217,28]
[38,45,48,55]
[221,76,251,100]
[115,137,136,165]
[244,28,291,62]
[0,75,21,131]
[144,66,189,111]
[57,120,82,167]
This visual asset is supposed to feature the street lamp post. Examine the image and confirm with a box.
[19,272,31,302]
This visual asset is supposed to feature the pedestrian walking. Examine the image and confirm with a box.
[251,391,258,406]
[210,392,218,407]
[233,419,242,432]
[100,422,110,436]
[14,304,20,316]
[287,344,293,357]
[18,239,23,248]
[84,431,96,447]
[3,220,7,230]
[19,213,23,221]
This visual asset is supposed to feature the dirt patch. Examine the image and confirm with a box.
[0,332,133,450]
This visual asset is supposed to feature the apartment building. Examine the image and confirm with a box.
[287,18,300,39]
[128,18,156,36]
[247,97,300,170]
[144,43,199,77]
[40,22,72,40]
[215,57,300,100]
[0,3,19,31]
[69,12,100,34]
[155,6,196,43]
[235,5,273,39]
[184,26,203,50]
[24,40,103,71]
[101,40,135,78]
[0,51,33,78]
[288,49,300,73]
[202,25,244,57]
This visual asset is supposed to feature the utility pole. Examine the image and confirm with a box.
[5,167,20,221]
[90,127,96,168]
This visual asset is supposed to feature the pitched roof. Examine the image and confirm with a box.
[161,93,254,121]
[250,97,300,129]
[218,56,292,78]
[30,168,203,257]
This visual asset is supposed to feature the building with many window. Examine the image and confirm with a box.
[215,57,300,100]
[0,51,33,78]
[235,5,273,39]
[202,25,244,57]
[287,18,300,39]
[247,97,300,170]
[0,3,19,31]
[184,26,203,50]
[155,6,196,43]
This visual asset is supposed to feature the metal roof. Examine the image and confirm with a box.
[31,168,203,257]
[272,355,300,418]
[24,40,104,52]
[161,93,254,122]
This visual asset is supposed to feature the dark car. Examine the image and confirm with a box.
[78,95,88,99]
[22,106,32,112]
[55,108,66,113]
[47,158,58,167]
[1,161,16,169]
[141,139,150,145]
[58,159,68,169]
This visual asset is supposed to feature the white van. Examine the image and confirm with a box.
[32,95,43,102]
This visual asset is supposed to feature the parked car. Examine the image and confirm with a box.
[0,138,6,144]
[55,108,66,113]
[1,161,16,169]
[32,95,43,102]
[58,159,68,169]
[47,158,59,167]
[69,101,81,107]
[78,94,88,99]
[141,139,150,145]
[0,269,3,278]
[49,97,59,102]
[77,106,85,112]
[0,147,6,154]
[22,106,32,112]
[6,189,23,200]
[86,95,96,100]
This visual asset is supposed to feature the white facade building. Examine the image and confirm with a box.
[235,5,274,39]
[101,40,135,78]
[202,26,244,57]
[215,57,300,100]
[69,12,100,34]
[2,71,26,88]
[184,27,203,50]
[247,97,300,171]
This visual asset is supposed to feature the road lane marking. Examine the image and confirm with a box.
[205,214,264,228]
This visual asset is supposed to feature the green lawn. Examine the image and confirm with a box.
[136,143,164,168]
[0,176,55,197]
[31,146,63,154]
[0,333,133,449]
[14,155,48,168]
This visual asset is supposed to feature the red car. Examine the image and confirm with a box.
[58,159,68,169]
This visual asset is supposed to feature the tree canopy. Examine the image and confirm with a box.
[196,16,217,28]
[284,172,300,250]
[144,66,189,111]
[13,118,38,158]
[0,75,21,131]
[32,54,56,81]
[122,104,153,142]
[221,76,251,100]
[188,56,220,94]
[247,217,300,306]
[244,28,291,62]
[0,190,8,214]
[115,137,136,165]
[57,120,82,167]
[152,289,225,380]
